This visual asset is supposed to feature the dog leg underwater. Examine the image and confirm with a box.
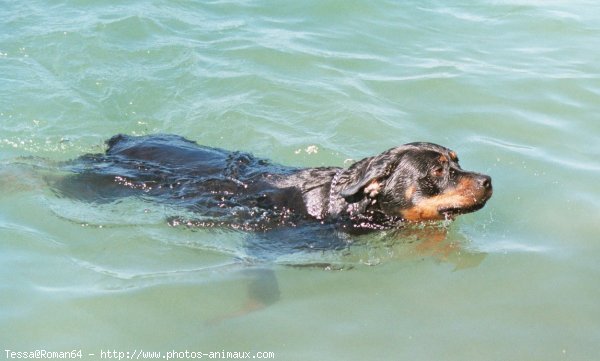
[206,266,280,325]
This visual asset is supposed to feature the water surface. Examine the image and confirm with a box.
[1,1,599,360]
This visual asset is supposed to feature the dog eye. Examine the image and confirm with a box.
[432,166,445,177]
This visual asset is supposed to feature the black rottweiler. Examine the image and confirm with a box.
[56,134,492,232]
[51,134,493,320]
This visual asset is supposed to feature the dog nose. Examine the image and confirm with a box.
[477,174,492,189]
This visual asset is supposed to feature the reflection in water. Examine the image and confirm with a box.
[210,222,486,323]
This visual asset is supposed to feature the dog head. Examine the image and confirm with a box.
[338,142,493,222]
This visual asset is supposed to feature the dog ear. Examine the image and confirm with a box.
[339,146,408,202]
[339,168,383,200]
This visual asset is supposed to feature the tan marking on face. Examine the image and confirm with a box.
[400,203,445,221]
[449,151,458,161]
[400,177,487,222]
[439,155,448,163]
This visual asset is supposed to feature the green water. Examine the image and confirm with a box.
[1,1,599,360]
